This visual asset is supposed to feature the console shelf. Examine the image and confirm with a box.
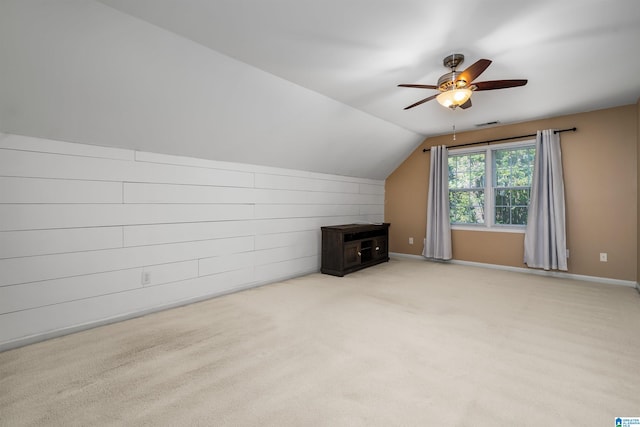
[321,223,390,277]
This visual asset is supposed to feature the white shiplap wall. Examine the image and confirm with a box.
[0,133,385,350]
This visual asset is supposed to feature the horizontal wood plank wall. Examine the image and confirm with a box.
[0,133,384,349]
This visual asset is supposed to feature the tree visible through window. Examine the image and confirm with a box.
[447,142,535,228]
[493,146,535,225]
[448,152,485,224]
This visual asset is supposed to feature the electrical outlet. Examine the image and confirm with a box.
[142,271,151,285]
[599,253,608,262]
[409,237,414,245]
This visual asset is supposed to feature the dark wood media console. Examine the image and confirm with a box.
[321,223,390,277]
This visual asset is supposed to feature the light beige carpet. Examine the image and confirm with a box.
[1,258,639,426]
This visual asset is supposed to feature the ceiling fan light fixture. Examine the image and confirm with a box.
[436,88,472,108]
[399,55,526,111]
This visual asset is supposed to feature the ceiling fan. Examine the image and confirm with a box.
[398,53,527,110]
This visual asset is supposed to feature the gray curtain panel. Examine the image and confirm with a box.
[524,129,568,271]
[423,145,452,260]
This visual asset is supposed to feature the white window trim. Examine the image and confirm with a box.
[449,139,535,233]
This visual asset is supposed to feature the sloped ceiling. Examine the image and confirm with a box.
[1,1,640,179]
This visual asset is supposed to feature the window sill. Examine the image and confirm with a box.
[451,224,526,234]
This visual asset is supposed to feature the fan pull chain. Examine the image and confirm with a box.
[452,109,456,141]
[451,108,457,141]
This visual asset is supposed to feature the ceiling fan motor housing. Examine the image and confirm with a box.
[437,71,468,91]
[438,54,470,91]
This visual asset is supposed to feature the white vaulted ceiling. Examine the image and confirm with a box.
[1,0,640,179]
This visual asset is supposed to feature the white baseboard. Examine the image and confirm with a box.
[389,252,425,261]
[389,252,637,288]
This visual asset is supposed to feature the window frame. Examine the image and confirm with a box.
[448,139,536,233]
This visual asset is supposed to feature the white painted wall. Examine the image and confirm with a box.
[0,0,422,180]
[0,133,385,350]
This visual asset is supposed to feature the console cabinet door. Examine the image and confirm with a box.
[343,242,361,269]
[373,237,388,260]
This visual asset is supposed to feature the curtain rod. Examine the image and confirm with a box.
[422,127,577,152]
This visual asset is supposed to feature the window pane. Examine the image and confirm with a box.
[512,189,530,206]
[470,190,485,224]
[494,151,510,187]
[455,172,468,188]
[449,190,469,207]
[495,207,510,224]
[449,189,484,224]
[470,154,485,186]
[469,190,484,207]
[492,145,535,226]
[495,189,510,206]
[470,207,485,224]
[494,147,535,187]
[449,191,469,223]
[470,168,484,188]
[511,207,528,225]
[448,152,485,189]
[448,152,486,225]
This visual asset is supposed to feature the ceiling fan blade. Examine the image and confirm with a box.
[398,84,438,89]
[457,59,492,85]
[404,94,438,110]
[473,79,528,90]
[459,99,472,109]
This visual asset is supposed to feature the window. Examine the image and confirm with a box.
[493,146,535,225]
[449,152,485,224]
[448,141,536,230]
